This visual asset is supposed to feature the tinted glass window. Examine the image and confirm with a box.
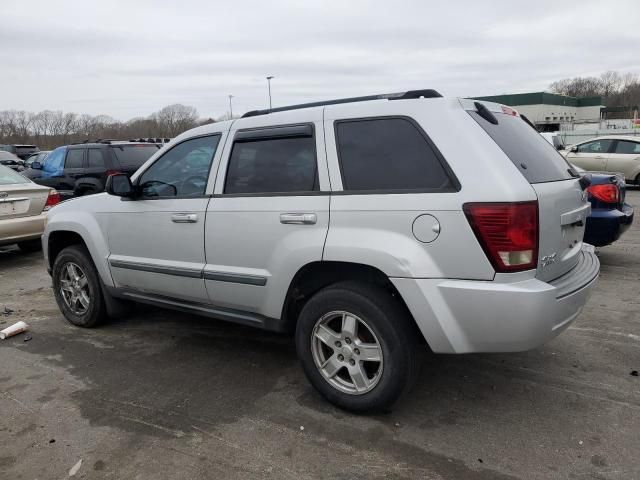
[112,144,159,168]
[65,149,84,168]
[336,118,452,191]
[470,111,573,183]
[614,140,640,154]
[577,139,613,153]
[87,149,106,168]
[139,135,219,198]
[224,135,317,194]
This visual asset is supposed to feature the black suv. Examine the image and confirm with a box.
[24,141,161,200]
[0,144,40,160]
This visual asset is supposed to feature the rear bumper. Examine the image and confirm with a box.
[584,204,634,247]
[392,245,600,354]
[0,213,47,246]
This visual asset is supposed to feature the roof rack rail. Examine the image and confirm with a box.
[241,89,442,118]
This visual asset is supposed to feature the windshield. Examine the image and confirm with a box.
[0,165,30,185]
[112,144,160,169]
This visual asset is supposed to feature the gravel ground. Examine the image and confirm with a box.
[1,189,638,479]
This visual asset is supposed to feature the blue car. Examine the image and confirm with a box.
[581,170,634,247]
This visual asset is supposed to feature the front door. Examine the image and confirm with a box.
[566,138,613,171]
[204,114,330,321]
[107,133,224,303]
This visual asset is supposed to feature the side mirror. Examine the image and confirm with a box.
[106,173,135,197]
[31,161,42,169]
[569,145,578,153]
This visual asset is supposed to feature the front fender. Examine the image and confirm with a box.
[44,210,113,287]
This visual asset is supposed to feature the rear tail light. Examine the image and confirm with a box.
[43,189,61,211]
[586,184,619,204]
[106,170,123,176]
[464,201,539,273]
[501,105,519,116]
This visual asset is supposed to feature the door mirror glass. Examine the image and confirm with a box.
[31,161,42,169]
[106,173,135,197]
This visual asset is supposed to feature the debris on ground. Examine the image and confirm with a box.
[23,334,32,342]
[2,306,14,316]
[68,459,82,477]
[299,425,305,431]
[631,370,639,377]
[0,321,29,340]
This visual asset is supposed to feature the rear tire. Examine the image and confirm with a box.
[52,245,107,327]
[635,174,640,187]
[17,239,42,253]
[295,281,420,412]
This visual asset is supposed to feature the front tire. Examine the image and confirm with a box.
[295,281,420,412]
[52,245,107,327]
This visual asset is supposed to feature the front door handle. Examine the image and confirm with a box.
[171,213,198,223]
[280,213,317,225]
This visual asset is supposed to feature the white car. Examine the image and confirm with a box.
[564,135,640,185]
[43,91,599,412]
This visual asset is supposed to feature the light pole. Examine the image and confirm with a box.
[228,94,234,119]
[266,76,274,109]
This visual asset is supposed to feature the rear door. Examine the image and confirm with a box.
[469,104,591,282]
[204,111,330,320]
[606,139,640,181]
[566,139,613,171]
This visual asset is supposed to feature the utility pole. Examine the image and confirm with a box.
[266,76,274,109]
[228,95,234,119]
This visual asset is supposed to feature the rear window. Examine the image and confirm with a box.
[0,165,29,185]
[112,144,159,168]
[335,117,455,191]
[470,111,573,183]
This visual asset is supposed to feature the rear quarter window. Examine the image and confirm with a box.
[112,145,160,169]
[469,110,573,184]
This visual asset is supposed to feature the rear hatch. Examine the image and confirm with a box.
[111,144,161,175]
[467,101,590,282]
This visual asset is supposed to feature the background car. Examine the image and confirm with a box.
[0,144,40,160]
[0,151,25,171]
[0,164,60,252]
[24,140,161,200]
[24,150,51,168]
[572,165,634,246]
[564,136,640,186]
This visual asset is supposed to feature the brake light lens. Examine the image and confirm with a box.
[501,105,519,116]
[43,189,61,211]
[586,184,619,204]
[106,170,123,176]
[464,201,538,273]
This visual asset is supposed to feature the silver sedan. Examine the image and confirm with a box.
[0,164,59,252]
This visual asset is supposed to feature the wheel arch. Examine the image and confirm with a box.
[45,213,113,287]
[281,261,426,344]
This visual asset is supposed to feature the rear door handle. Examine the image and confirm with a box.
[280,213,317,225]
[171,213,198,223]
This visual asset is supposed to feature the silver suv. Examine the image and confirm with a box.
[43,90,599,412]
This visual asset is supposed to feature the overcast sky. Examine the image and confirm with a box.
[1,0,639,120]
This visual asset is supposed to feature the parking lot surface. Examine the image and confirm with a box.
[1,190,639,480]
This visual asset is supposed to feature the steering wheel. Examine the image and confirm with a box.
[180,175,208,196]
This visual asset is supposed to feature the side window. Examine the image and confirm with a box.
[88,149,106,168]
[139,135,220,198]
[224,133,318,194]
[335,117,453,191]
[614,140,640,154]
[43,147,65,176]
[65,149,84,169]
[577,139,612,153]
